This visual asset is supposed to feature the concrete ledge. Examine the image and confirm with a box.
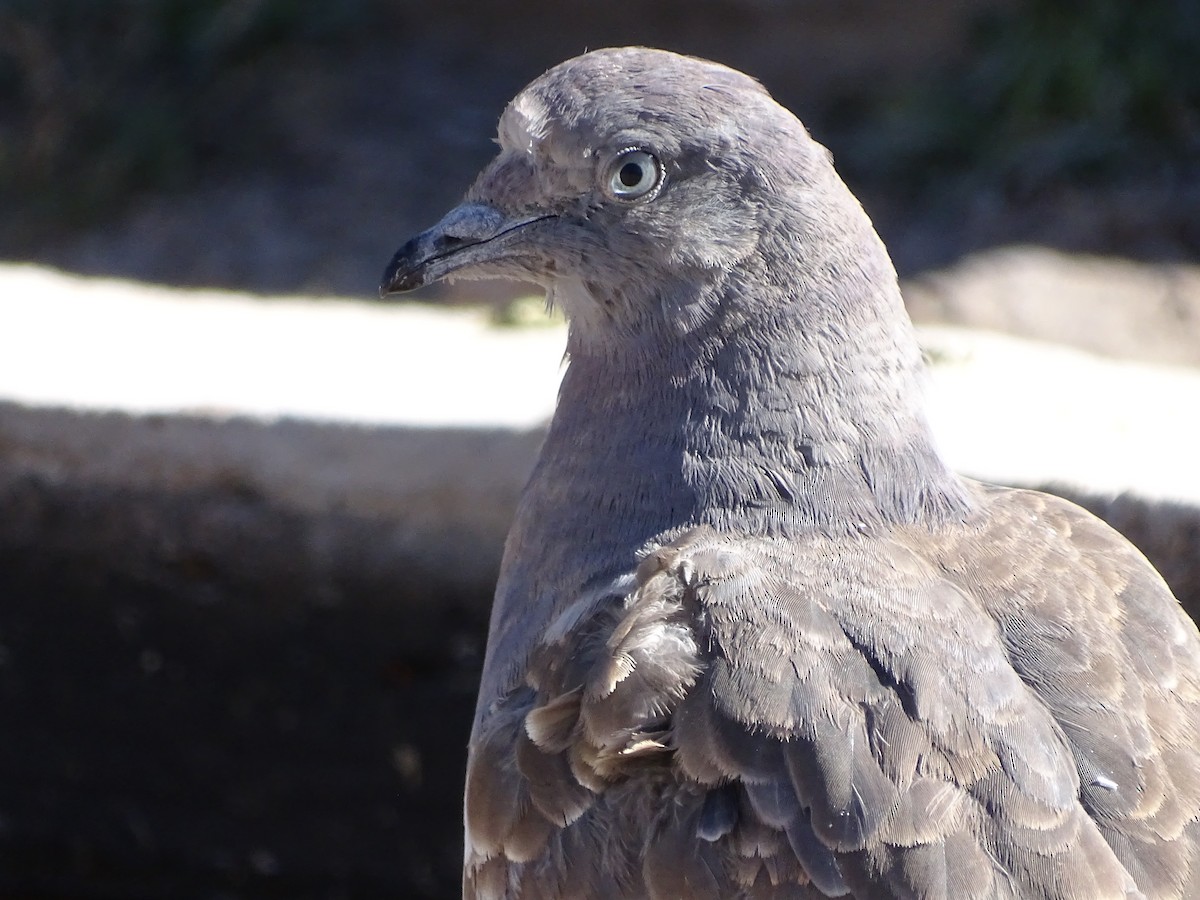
[0,263,565,427]
[2,404,1196,625]
[906,246,1200,367]
[0,404,542,630]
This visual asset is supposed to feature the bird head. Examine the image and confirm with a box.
[380,47,968,530]
[380,47,862,343]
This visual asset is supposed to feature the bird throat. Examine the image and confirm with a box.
[523,315,972,565]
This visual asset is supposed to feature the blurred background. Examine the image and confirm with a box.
[0,0,1198,896]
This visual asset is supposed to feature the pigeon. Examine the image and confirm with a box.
[380,47,1200,899]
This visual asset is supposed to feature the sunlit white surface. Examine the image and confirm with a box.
[920,327,1200,503]
[1,264,565,428]
[3,263,1198,503]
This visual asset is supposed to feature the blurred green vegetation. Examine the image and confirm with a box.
[0,0,1197,244]
[0,0,393,242]
[845,0,1200,195]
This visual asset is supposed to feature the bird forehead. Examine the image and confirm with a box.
[500,84,619,165]
[498,48,773,158]
[547,46,767,106]
[500,93,552,156]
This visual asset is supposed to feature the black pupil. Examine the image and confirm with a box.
[618,162,644,188]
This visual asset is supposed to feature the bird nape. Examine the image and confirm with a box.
[380,47,1200,900]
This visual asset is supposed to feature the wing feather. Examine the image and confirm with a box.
[465,486,1200,898]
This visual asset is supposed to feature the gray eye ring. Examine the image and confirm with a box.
[605,148,663,201]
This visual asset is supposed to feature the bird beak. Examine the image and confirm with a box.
[379,202,550,297]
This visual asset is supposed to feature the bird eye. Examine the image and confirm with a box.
[605,149,662,201]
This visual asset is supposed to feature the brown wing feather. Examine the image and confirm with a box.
[464,485,1200,899]
[688,526,1140,898]
[926,483,1200,898]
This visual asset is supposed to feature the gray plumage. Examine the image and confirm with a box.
[380,47,1200,899]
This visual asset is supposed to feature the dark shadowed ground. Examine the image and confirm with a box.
[0,561,471,898]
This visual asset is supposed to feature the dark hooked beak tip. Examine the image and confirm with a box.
[377,202,515,299]
[378,240,424,298]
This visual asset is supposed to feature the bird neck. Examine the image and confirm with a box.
[521,277,971,561]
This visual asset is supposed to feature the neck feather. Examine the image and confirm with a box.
[517,277,970,571]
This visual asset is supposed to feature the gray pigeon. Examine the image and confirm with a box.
[381,47,1200,899]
